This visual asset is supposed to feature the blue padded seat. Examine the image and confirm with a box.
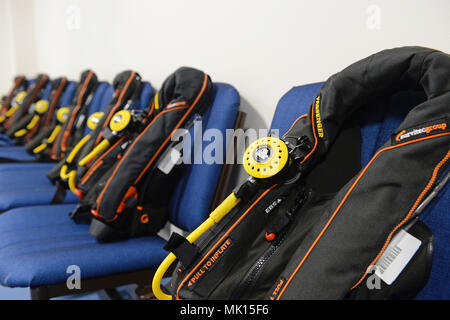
[0,82,115,212]
[0,204,167,287]
[0,146,36,162]
[0,136,14,147]
[270,84,449,300]
[0,83,240,288]
[0,162,55,173]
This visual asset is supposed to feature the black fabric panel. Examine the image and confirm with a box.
[279,134,449,299]
[346,220,434,300]
[95,67,212,221]
[304,124,361,194]
[5,74,49,132]
[53,70,98,159]
[74,71,142,184]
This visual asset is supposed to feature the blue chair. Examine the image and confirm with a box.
[0,83,241,299]
[270,83,449,300]
[0,82,115,212]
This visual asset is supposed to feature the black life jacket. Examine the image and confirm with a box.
[25,70,98,161]
[7,77,69,144]
[47,70,144,198]
[54,70,98,160]
[72,71,143,182]
[2,74,49,134]
[70,67,213,242]
[164,46,450,300]
[0,75,28,123]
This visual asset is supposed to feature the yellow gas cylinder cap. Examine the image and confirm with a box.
[243,137,289,179]
[56,107,70,123]
[35,100,49,114]
[87,112,104,130]
[109,110,131,132]
[15,91,27,103]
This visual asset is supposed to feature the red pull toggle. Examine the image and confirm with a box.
[265,232,276,242]
[74,188,84,199]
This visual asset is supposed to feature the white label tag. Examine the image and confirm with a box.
[375,229,422,285]
[157,148,182,174]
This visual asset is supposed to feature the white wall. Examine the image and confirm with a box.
[2,0,450,128]
[0,0,16,93]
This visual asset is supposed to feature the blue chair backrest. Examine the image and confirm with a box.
[26,79,35,88]
[169,83,240,231]
[41,83,52,100]
[270,83,449,300]
[130,81,154,110]
[58,81,78,108]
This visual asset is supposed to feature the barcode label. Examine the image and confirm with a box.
[375,230,421,285]
[157,147,181,174]
[377,244,402,274]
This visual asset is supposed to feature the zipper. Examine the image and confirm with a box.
[229,189,309,300]
[229,230,288,300]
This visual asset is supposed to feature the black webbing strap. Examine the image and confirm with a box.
[164,232,200,269]
[89,218,128,242]
[50,181,67,204]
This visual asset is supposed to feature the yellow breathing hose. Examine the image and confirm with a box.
[26,114,40,130]
[14,114,41,137]
[58,111,106,192]
[78,139,110,166]
[14,129,27,138]
[5,105,18,117]
[33,144,47,154]
[33,124,62,154]
[77,109,129,166]
[152,193,241,300]
[12,100,48,137]
[60,134,91,192]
